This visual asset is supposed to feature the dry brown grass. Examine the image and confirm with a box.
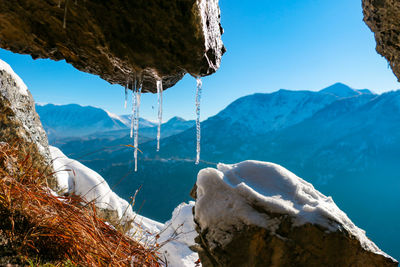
[0,140,161,266]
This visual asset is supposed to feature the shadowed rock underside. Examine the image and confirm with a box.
[194,215,398,267]
[0,0,225,92]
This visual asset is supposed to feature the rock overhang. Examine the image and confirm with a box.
[363,0,400,81]
[0,0,225,92]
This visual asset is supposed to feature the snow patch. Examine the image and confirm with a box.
[105,109,126,125]
[50,146,199,266]
[50,146,161,232]
[158,202,199,267]
[0,58,28,96]
[195,160,392,259]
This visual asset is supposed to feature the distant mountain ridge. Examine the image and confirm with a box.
[36,104,129,140]
[319,82,374,98]
[36,103,196,148]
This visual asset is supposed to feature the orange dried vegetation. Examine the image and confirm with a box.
[0,141,160,266]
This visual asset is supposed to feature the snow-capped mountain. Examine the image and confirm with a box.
[140,116,195,139]
[214,89,338,134]
[36,104,160,142]
[319,82,374,98]
[119,114,157,128]
[36,104,127,139]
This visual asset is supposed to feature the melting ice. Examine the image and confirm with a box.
[134,83,142,172]
[130,80,136,139]
[124,82,128,109]
[129,79,141,172]
[195,77,202,164]
[156,79,163,152]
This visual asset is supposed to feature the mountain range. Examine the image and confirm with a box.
[40,83,400,259]
[36,103,195,146]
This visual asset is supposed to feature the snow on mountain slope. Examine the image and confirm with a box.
[50,146,199,266]
[319,83,376,98]
[36,104,128,139]
[251,90,400,180]
[216,89,338,134]
[119,114,157,128]
[139,116,196,139]
[320,83,362,98]
[104,109,129,126]
[136,87,374,163]
[358,89,375,95]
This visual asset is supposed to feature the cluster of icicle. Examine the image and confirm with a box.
[124,75,202,171]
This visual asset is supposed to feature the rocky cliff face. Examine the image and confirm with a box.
[0,59,53,184]
[192,161,398,267]
[0,0,225,92]
[363,0,400,81]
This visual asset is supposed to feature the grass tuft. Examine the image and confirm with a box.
[0,140,160,266]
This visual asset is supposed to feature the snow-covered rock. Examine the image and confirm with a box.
[0,58,53,178]
[50,146,199,266]
[158,202,199,267]
[0,59,28,96]
[193,160,398,266]
[50,146,162,230]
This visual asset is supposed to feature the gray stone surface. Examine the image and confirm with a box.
[0,61,53,178]
[191,183,398,267]
[0,0,225,92]
[363,0,400,81]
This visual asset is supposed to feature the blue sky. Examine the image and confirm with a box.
[0,0,399,121]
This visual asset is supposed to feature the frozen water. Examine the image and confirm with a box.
[156,79,163,152]
[124,83,128,109]
[133,80,142,172]
[195,77,202,164]
[130,81,136,139]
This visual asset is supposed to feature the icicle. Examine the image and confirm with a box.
[133,79,142,172]
[195,77,202,164]
[124,82,128,109]
[130,80,136,139]
[63,0,69,29]
[156,79,163,152]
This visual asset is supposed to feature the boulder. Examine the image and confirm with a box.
[0,59,54,184]
[0,0,225,92]
[363,0,400,81]
[192,161,398,267]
